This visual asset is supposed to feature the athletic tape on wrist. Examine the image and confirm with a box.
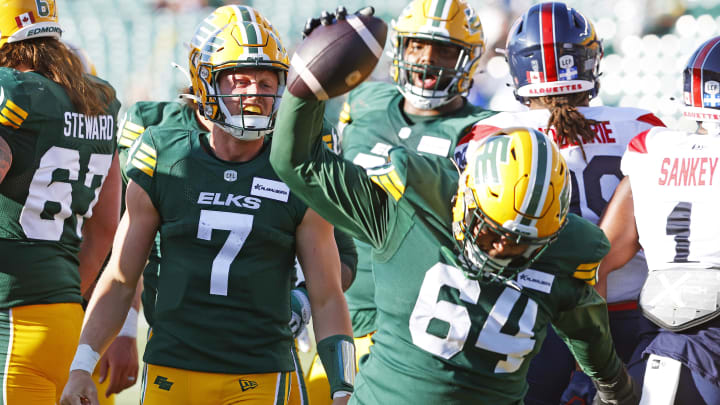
[69,344,100,373]
[117,307,138,338]
[317,334,355,398]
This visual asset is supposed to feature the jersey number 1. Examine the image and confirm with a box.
[666,202,693,262]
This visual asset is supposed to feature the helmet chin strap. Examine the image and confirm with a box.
[401,82,463,110]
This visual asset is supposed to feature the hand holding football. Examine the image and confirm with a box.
[287,7,388,100]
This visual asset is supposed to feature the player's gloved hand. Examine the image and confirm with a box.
[302,6,375,38]
[592,365,641,405]
[289,285,311,338]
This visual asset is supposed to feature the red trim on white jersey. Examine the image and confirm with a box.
[460,124,501,146]
[628,130,650,154]
[636,113,666,128]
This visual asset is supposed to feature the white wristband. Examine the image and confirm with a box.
[69,344,100,374]
[333,390,351,399]
[117,307,138,338]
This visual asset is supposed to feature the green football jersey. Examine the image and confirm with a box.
[0,68,119,308]
[127,127,307,373]
[118,101,203,326]
[271,94,622,404]
[339,81,498,337]
[118,102,356,324]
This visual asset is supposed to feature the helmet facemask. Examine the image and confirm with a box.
[201,63,286,140]
[454,187,558,282]
[394,35,478,110]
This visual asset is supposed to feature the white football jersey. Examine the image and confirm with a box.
[622,127,720,271]
[466,106,665,302]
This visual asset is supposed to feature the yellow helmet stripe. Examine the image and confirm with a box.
[518,129,551,227]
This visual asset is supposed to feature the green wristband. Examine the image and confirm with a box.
[316,334,355,397]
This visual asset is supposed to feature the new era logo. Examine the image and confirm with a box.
[239,379,258,391]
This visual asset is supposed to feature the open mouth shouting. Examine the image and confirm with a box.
[412,70,439,89]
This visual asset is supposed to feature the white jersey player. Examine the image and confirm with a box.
[599,35,720,405]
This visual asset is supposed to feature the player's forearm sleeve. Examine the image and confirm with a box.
[270,93,390,247]
[553,286,623,381]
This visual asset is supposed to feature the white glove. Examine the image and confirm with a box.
[289,287,311,338]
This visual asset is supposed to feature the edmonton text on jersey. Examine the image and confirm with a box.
[658,157,719,186]
[63,112,115,140]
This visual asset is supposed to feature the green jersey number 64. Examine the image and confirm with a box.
[409,263,537,373]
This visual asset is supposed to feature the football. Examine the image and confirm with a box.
[287,13,388,100]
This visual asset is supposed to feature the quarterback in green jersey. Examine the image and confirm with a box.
[62,7,354,405]
[0,1,121,403]
[306,1,496,402]
[271,90,640,404]
[119,99,357,327]
[118,84,356,405]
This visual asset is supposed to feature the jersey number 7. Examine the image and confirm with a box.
[196,209,253,296]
